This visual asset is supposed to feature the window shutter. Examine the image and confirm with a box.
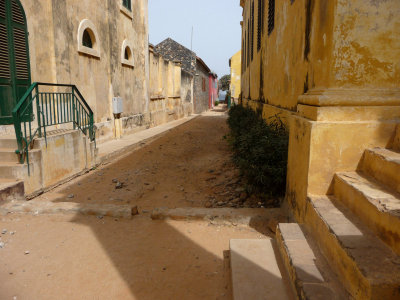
[0,0,10,79]
[11,0,28,80]
[11,0,23,24]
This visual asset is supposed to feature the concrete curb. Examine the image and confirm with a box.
[151,207,286,228]
[0,200,137,219]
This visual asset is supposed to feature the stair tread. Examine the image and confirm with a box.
[0,179,22,189]
[277,223,343,299]
[367,147,400,163]
[309,195,400,285]
[336,171,400,217]
[230,239,292,300]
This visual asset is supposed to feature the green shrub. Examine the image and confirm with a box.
[226,105,289,203]
[215,100,219,106]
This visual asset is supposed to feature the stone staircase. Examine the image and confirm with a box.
[0,136,27,201]
[230,145,400,299]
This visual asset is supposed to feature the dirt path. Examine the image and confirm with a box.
[34,109,256,211]
[0,109,282,300]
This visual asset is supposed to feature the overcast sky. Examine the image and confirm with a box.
[148,0,243,78]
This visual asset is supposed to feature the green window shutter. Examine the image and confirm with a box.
[122,0,131,11]
[0,0,10,79]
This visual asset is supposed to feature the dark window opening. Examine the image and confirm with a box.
[251,1,254,60]
[268,0,275,35]
[124,47,131,60]
[82,29,93,48]
[202,78,206,91]
[122,0,131,11]
[257,0,262,51]
[246,20,251,67]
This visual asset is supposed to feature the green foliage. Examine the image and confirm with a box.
[215,100,219,106]
[226,105,289,202]
[219,74,231,91]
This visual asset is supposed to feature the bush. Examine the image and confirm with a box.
[226,105,289,202]
[215,100,219,106]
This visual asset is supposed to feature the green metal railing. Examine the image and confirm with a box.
[12,82,96,174]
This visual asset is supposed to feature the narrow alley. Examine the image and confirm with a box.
[0,109,289,300]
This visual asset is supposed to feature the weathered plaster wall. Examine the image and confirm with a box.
[148,47,193,126]
[332,0,400,88]
[21,0,149,124]
[193,62,209,114]
[230,50,242,100]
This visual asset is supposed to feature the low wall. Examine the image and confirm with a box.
[21,130,97,195]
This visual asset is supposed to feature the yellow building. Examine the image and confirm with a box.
[240,0,400,299]
[229,50,242,102]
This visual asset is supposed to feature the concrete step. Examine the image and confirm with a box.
[276,223,345,300]
[361,148,400,193]
[0,162,29,180]
[334,172,400,255]
[0,148,19,163]
[229,239,293,300]
[0,138,17,149]
[0,179,24,202]
[305,195,400,300]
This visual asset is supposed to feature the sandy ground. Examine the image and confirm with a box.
[32,108,255,211]
[0,108,282,299]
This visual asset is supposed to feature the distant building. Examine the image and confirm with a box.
[155,38,216,114]
[229,50,241,103]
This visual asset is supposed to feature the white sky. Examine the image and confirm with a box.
[148,0,243,77]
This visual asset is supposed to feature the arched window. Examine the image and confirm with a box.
[82,29,93,48]
[121,39,134,67]
[77,19,100,58]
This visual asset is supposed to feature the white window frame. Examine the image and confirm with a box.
[121,39,135,68]
[77,19,100,58]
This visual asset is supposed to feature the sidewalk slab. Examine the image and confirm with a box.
[230,239,292,300]
[97,115,198,164]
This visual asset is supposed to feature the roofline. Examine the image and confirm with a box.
[196,56,211,73]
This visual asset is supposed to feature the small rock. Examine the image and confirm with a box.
[208,169,215,173]
[144,182,150,185]
[232,198,240,203]
[235,187,245,193]
[240,192,247,201]
[142,210,149,213]
[204,201,212,208]
[67,194,74,199]
[217,201,224,206]
[10,231,15,235]
[115,182,123,189]
[112,178,118,183]
[24,250,30,255]
[0,242,5,248]
[97,215,104,219]
[164,195,168,199]
[131,206,139,216]
[1,229,7,234]
[258,202,262,206]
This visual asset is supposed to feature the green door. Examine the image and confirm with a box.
[0,0,30,125]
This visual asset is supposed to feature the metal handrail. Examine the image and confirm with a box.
[12,82,96,174]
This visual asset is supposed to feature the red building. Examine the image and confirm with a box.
[209,73,218,109]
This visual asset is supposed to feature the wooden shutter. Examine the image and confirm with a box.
[11,0,28,80]
[0,0,10,79]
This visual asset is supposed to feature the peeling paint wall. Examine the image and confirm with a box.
[332,0,400,88]
[21,0,149,123]
[241,0,400,110]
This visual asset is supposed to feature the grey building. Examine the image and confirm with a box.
[155,38,214,114]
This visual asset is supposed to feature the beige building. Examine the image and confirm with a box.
[0,0,195,196]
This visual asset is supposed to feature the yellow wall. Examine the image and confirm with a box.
[239,0,400,221]
[230,50,242,100]
[148,47,193,127]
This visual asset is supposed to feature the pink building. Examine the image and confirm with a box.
[209,73,218,109]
